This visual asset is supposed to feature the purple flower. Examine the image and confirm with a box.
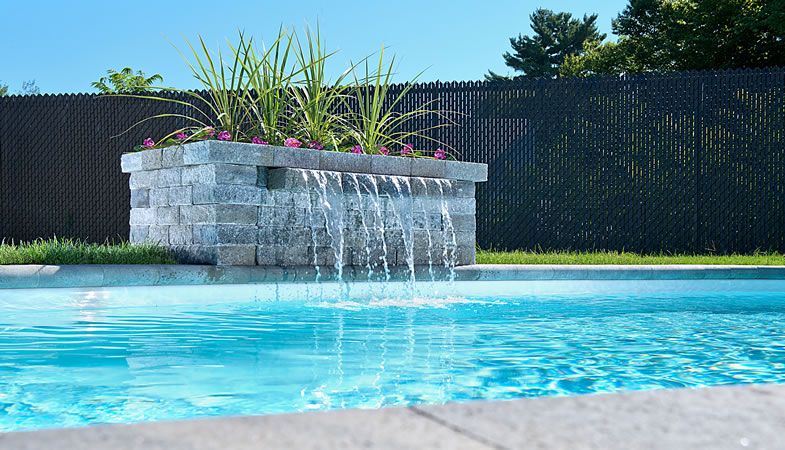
[284,138,303,148]
[308,141,324,150]
[176,132,188,141]
[217,131,232,141]
[251,136,268,145]
[142,138,155,149]
[401,143,413,155]
[434,148,447,160]
[351,145,363,154]
[204,127,216,137]
[378,146,390,156]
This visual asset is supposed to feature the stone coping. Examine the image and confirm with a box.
[120,141,489,182]
[2,264,785,289]
[3,383,783,449]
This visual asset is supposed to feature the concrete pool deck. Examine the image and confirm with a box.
[2,383,784,449]
[2,264,785,289]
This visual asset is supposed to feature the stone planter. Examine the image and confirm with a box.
[121,141,487,268]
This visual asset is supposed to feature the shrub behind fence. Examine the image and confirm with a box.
[1,67,783,253]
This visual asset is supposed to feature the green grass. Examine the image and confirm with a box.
[476,249,785,265]
[0,238,177,265]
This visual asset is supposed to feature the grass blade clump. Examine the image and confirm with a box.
[0,238,177,265]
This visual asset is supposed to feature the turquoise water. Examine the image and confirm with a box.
[2,280,785,432]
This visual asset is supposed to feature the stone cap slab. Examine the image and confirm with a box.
[3,264,785,289]
[121,141,488,182]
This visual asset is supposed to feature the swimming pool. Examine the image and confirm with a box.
[2,279,785,432]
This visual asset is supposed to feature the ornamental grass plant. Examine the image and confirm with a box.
[123,26,454,159]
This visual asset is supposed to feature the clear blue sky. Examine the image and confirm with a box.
[0,0,627,94]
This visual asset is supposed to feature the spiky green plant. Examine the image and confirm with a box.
[119,33,262,143]
[238,27,300,144]
[344,47,453,155]
[289,26,351,149]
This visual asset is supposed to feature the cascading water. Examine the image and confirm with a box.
[311,171,346,281]
[436,179,458,282]
[417,178,436,282]
[349,174,374,280]
[364,176,391,282]
[298,169,461,289]
[301,171,322,282]
[388,176,416,287]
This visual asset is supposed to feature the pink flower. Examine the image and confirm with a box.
[217,131,231,141]
[434,148,447,160]
[284,138,302,148]
[401,143,413,155]
[142,138,155,148]
[378,146,390,156]
[204,127,216,137]
[176,132,188,141]
[251,136,268,145]
[351,145,363,154]
[308,141,324,150]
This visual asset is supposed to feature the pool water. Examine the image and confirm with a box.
[2,280,785,432]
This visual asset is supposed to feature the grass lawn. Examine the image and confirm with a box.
[476,249,785,265]
[0,238,177,265]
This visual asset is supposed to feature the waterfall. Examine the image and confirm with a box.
[417,178,436,283]
[312,171,346,281]
[436,179,458,282]
[350,174,374,281]
[388,176,416,287]
[301,171,322,282]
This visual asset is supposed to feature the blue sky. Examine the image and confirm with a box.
[1,0,627,94]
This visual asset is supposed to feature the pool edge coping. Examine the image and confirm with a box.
[2,383,784,449]
[3,264,785,289]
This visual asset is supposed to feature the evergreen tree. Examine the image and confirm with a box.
[487,9,605,80]
[566,0,785,76]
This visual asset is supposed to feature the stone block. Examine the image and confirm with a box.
[370,155,412,177]
[169,225,192,245]
[193,224,257,245]
[453,180,476,198]
[129,208,156,225]
[257,227,312,247]
[213,245,257,265]
[148,225,169,244]
[161,146,184,168]
[444,160,488,182]
[168,186,193,206]
[129,171,158,189]
[193,184,262,205]
[182,141,273,166]
[155,206,179,225]
[271,146,321,169]
[182,164,258,186]
[180,204,259,225]
[450,214,476,231]
[410,159,446,178]
[319,151,372,174]
[258,206,308,228]
[129,225,149,243]
[130,189,149,208]
[121,149,162,172]
[157,167,182,187]
[149,188,169,207]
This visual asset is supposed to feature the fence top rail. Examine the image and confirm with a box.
[2,66,783,100]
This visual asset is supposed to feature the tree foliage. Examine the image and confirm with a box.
[0,82,7,96]
[487,8,605,80]
[92,67,164,94]
[566,0,785,76]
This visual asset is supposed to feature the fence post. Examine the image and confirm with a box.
[695,78,704,252]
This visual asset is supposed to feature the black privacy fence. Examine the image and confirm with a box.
[1,67,784,253]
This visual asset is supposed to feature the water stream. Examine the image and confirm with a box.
[300,170,458,285]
